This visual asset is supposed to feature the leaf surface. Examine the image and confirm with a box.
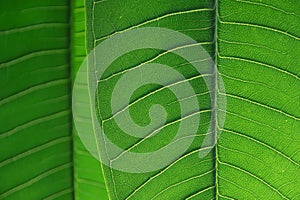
[0,1,72,199]
[86,0,300,199]
[71,0,109,199]
[1,0,299,199]
[86,0,216,199]
[216,0,300,199]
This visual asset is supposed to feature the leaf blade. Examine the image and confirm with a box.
[0,0,73,199]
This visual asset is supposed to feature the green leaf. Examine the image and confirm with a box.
[71,0,109,199]
[85,0,300,199]
[85,0,216,199]
[1,0,299,199]
[216,0,300,199]
[0,0,72,199]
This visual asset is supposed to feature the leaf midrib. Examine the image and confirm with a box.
[213,0,219,198]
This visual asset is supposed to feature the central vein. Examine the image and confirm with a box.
[213,0,220,199]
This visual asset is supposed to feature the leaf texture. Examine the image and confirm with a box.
[85,0,300,199]
[71,0,109,199]
[86,0,217,199]
[216,0,300,199]
[0,0,72,199]
[1,0,299,199]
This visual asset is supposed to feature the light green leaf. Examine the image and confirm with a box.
[71,0,109,199]
[217,0,300,199]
